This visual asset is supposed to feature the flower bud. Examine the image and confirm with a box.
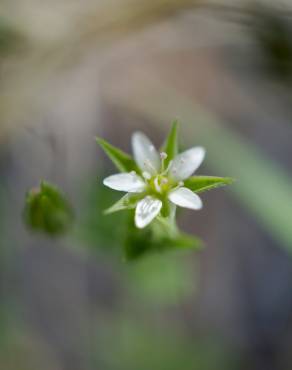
[23,181,74,236]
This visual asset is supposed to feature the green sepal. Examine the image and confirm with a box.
[184,176,234,193]
[104,193,142,214]
[96,136,138,173]
[161,120,179,166]
[23,181,74,237]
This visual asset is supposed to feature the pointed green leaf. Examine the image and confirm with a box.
[96,136,138,173]
[184,176,234,193]
[161,120,179,166]
[104,193,141,214]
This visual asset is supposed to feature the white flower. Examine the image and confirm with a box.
[103,132,205,229]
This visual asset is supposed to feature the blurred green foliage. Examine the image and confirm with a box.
[0,322,60,370]
[249,2,292,79]
[94,316,237,370]
[23,181,74,237]
[124,211,201,260]
[77,181,128,255]
[126,253,196,305]
[0,17,25,56]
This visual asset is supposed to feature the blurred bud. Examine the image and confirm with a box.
[23,181,74,236]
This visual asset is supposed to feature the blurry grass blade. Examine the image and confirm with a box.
[96,136,138,172]
[184,176,234,193]
[161,120,179,165]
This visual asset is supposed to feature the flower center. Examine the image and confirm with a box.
[141,153,183,196]
[142,171,170,195]
[153,175,169,194]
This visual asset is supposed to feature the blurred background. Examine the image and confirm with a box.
[1,0,292,369]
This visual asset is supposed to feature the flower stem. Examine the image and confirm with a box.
[156,204,178,238]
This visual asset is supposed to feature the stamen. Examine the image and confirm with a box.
[160,152,168,172]
[161,160,173,176]
[160,152,168,160]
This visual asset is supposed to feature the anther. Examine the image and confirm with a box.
[160,152,168,160]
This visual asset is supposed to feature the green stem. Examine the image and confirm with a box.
[156,204,178,238]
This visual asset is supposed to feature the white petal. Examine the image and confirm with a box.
[135,196,162,228]
[169,147,205,181]
[168,187,202,210]
[103,173,146,193]
[132,132,160,174]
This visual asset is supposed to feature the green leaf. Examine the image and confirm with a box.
[96,136,138,173]
[23,181,74,237]
[104,193,141,214]
[184,176,234,193]
[161,120,179,166]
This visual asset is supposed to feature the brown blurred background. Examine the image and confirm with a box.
[1,0,292,369]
